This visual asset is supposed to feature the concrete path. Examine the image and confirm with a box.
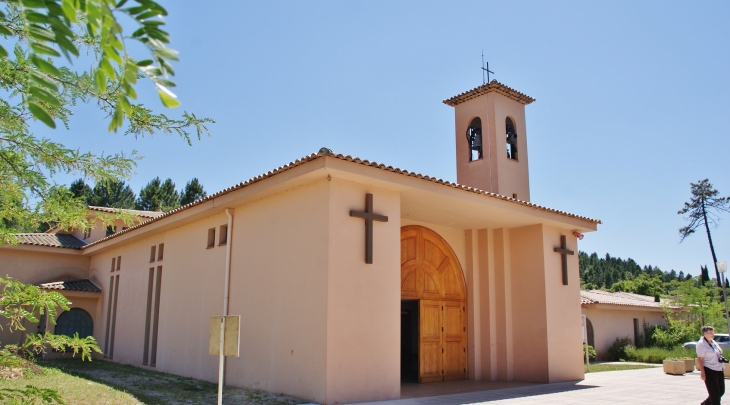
[353,367,711,404]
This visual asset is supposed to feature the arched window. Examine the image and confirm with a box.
[505,118,518,160]
[465,118,482,161]
[586,317,595,348]
[55,308,93,338]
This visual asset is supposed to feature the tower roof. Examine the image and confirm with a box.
[443,80,535,107]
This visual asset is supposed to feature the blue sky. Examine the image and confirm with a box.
[36,1,730,276]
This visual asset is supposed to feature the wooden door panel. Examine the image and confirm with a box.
[420,300,442,382]
[401,226,468,383]
[443,301,466,381]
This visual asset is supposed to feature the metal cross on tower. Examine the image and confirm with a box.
[481,50,494,85]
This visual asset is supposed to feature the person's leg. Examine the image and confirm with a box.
[720,369,725,402]
[704,368,722,405]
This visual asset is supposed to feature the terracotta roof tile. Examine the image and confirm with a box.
[87,206,164,219]
[14,233,87,250]
[580,290,668,308]
[84,148,601,248]
[443,80,536,106]
[39,279,101,293]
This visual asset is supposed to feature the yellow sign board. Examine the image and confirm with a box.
[209,315,240,357]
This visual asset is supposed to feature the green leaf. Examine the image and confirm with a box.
[29,70,60,92]
[30,42,61,57]
[0,24,13,36]
[30,86,62,108]
[136,59,154,67]
[0,45,7,58]
[157,86,180,108]
[94,69,107,93]
[99,58,115,79]
[27,102,56,128]
[62,0,78,22]
[30,56,62,76]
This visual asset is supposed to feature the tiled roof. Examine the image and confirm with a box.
[443,80,536,106]
[87,206,164,219]
[14,233,87,250]
[84,148,601,248]
[39,279,101,293]
[581,290,667,308]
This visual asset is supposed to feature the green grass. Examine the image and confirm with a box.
[585,363,657,373]
[0,358,308,405]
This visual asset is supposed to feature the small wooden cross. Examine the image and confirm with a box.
[553,235,574,285]
[350,193,388,264]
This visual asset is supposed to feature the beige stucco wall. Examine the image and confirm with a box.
[0,248,89,285]
[463,224,583,384]
[582,306,667,358]
[325,178,401,403]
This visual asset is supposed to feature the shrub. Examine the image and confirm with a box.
[624,346,696,364]
[605,336,633,361]
[582,343,596,363]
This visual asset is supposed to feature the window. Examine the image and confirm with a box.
[219,225,228,246]
[506,117,518,160]
[150,246,156,263]
[111,257,116,272]
[116,256,121,271]
[83,228,91,240]
[465,117,483,162]
[512,193,517,199]
[157,244,164,261]
[106,225,116,237]
[55,308,93,338]
[207,228,215,248]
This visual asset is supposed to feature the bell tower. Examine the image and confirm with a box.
[444,80,535,201]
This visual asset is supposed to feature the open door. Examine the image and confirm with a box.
[402,226,468,383]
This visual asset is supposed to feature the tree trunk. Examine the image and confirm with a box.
[702,200,721,287]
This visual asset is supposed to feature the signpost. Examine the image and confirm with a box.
[582,314,589,371]
[210,315,241,404]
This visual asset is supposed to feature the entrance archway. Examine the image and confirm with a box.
[401,225,467,383]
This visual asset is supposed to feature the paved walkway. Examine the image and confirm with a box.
[352,367,710,404]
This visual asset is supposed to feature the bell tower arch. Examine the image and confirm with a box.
[444,81,535,201]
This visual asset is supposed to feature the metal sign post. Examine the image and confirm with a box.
[582,314,589,371]
[210,315,241,405]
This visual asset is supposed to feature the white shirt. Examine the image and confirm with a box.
[697,337,725,372]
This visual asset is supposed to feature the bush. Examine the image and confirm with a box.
[582,343,596,363]
[624,346,696,363]
[605,337,633,361]
[652,320,698,349]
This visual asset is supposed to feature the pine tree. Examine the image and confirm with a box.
[136,177,180,212]
[69,179,92,203]
[88,180,136,209]
[179,178,207,205]
[678,179,730,287]
[701,265,711,285]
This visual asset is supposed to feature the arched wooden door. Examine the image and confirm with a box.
[401,225,467,383]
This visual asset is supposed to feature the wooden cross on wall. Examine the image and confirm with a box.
[350,193,388,264]
[554,235,574,285]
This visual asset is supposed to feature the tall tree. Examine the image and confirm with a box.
[88,180,136,209]
[0,1,213,245]
[136,177,179,212]
[678,179,730,287]
[701,265,711,285]
[179,178,207,205]
[69,178,92,202]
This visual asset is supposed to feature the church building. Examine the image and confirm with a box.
[0,81,600,404]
